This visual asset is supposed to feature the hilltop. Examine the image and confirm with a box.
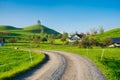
[23,24,59,35]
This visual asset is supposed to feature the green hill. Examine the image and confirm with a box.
[23,24,60,35]
[0,25,19,30]
[0,24,60,37]
[93,28,120,41]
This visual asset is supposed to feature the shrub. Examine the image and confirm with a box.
[78,37,90,48]
[103,38,113,46]
[89,38,99,46]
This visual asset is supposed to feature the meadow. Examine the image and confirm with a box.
[0,47,45,80]
[3,42,120,80]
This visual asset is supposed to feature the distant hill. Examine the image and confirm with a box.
[23,24,60,35]
[93,28,120,41]
[0,24,60,37]
[0,25,19,30]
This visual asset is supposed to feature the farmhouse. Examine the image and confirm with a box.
[69,33,83,44]
[0,38,5,46]
[111,38,120,47]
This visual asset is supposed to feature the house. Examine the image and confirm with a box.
[69,34,83,44]
[109,38,120,47]
[0,38,5,46]
[112,38,120,47]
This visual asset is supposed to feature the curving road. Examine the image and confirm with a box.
[14,50,106,80]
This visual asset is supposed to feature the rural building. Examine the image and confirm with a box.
[112,38,120,47]
[109,38,120,47]
[69,34,83,44]
[0,38,5,46]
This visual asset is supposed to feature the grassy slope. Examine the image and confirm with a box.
[93,28,120,41]
[0,25,19,30]
[0,47,45,80]
[23,24,60,35]
[0,24,60,37]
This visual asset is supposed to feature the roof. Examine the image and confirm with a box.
[111,38,120,43]
[70,34,83,40]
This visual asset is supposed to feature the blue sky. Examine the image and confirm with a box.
[0,0,120,33]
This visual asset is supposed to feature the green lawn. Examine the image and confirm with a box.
[0,47,45,80]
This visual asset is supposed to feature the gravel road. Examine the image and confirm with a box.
[14,50,106,80]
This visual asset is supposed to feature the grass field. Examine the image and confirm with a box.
[1,41,120,80]
[0,47,45,80]
[4,42,120,80]
[30,43,120,80]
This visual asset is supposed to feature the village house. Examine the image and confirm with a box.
[109,38,120,47]
[0,38,5,46]
[111,38,120,47]
[69,33,83,44]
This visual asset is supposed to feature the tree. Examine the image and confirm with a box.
[73,39,79,45]
[56,34,62,39]
[41,26,44,34]
[103,38,113,46]
[33,35,40,47]
[48,34,55,45]
[99,26,104,34]
[61,32,68,45]
[41,37,47,42]
[79,37,90,48]
[89,38,99,46]
[90,28,97,36]
[86,32,90,36]
[37,20,41,25]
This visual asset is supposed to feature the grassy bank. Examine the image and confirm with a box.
[0,47,45,80]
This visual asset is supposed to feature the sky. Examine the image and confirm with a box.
[0,0,120,33]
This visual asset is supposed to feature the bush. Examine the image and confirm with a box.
[65,41,69,45]
[103,38,113,46]
[41,37,47,42]
[78,37,90,48]
[73,39,79,45]
[89,38,99,46]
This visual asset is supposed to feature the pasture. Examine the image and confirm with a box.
[1,42,120,80]
[0,47,45,80]
[33,43,120,80]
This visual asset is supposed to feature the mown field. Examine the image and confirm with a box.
[0,47,45,80]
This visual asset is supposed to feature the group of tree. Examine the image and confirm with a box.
[87,26,104,36]
[77,37,113,48]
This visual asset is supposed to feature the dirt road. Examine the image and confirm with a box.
[14,50,106,80]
